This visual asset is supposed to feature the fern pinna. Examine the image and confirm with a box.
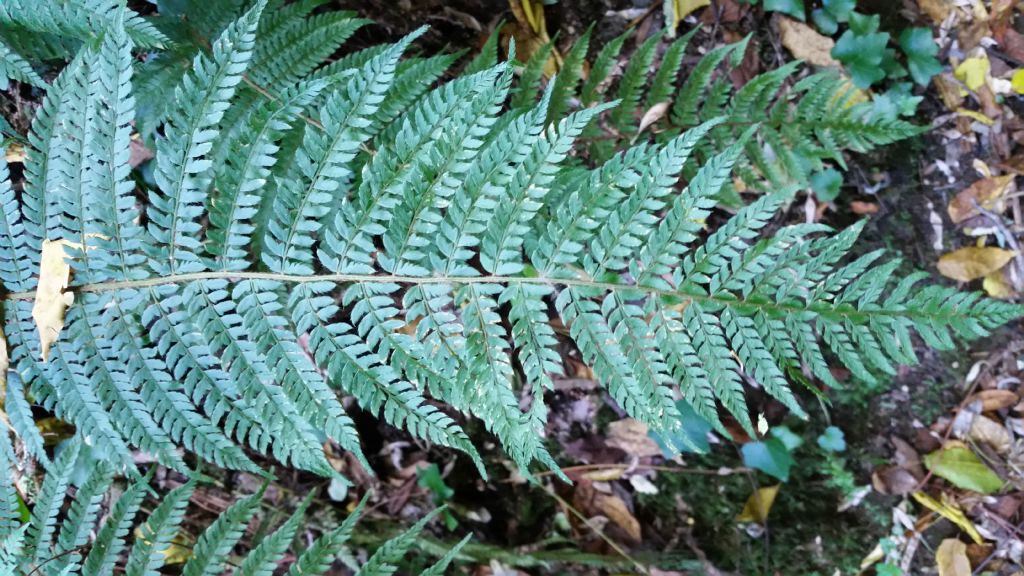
[0,0,1018,485]
[0,437,468,576]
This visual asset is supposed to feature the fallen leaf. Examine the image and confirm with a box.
[134,526,192,565]
[508,0,560,76]
[778,17,840,67]
[637,102,670,137]
[850,201,879,214]
[967,414,1011,454]
[736,485,780,523]
[918,0,954,24]
[872,465,920,495]
[606,418,663,458]
[912,492,984,544]
[966,389,1019,411]
[0,324,7,397]
[1012,70,1024,94]
[32,239,81,361]
[955,55,990,92]
[3,144,24,164]
[595,492,642,542]
[664,0,711,37]
[924,443,1003,494]
[935,538,971,576]
[955,108,994,126]
[947,175,1014,223]
[983,270,1015,298]
[937,246,1017,283]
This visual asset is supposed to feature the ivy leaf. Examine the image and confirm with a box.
[822,0,855,21]
[811,9,838,35]
[770,425,803,451]
[650,400,712,455]
[817,426,846,452]
[811,168,843,201]
[742,438,794,481]
[847,12,880,35]
[832,29,890,88]
[764,0,805,21]
[900,28,942,85]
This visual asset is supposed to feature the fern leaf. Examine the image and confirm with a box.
[547,27,590,122]
[579,29,628,105]
[419,533,472,576]
[355,508,442,576]
[81,471,151,576]
[24,438,80,566]
[0,38,45,90]
[264,29,424,275]
[182,487,264,576]
[125,481,195,576]
[609,30,662,132]
[287,492,368,576]
[237,494,312,576]
[147,0,266,275]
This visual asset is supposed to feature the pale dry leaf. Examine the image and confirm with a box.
[983,269,1016,298]
[947,175,1014,224]
[606,418,663,458]
[935,538,971,576]
[937,246,1017,282]
[778,17,839,68]
[0,325,7,397]
[918,0,955,24]
[637,102,670,137]
[966,389,1019,412]
[32,239,81,361]
[3,144,25,164]
[595,492,642,542]
[967,414,1011,454]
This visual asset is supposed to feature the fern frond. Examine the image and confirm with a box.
[23,438,81,566]
[355,507,442,576]
[81,470,150,576]
[0,38,45,90]
[0,0,168,50]
[125,481,195,576]
[288,492,368,576]
[182,486,264,576]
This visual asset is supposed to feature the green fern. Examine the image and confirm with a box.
[0,440,464,576]
[0,0,1018,490]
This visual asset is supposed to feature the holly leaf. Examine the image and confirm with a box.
[900,28,942,85]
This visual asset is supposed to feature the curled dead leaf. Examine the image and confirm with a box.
[913,492,983,544]
[937,246,1017,282]
[664,0,711,37]
[947,175,1014,224]
[32,239,81,361]
[637,102,670,138]
[983,269,1015,298]
[3,144,25,164]
[778,17,839,68]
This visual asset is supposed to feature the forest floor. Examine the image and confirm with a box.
[147,0,1024,574]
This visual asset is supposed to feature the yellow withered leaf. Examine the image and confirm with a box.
[736,484,780,524]
[664,0,711,38]
[954,55,990,92]
[937,246,1016,283]
[32,239,81,361]
[947,174,1014,224]
[1012,70,1024,94]
[935,538,971,576]
[912,491,983,544]
[0,322,8,397]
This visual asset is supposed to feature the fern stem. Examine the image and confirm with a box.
[0,271,970,325]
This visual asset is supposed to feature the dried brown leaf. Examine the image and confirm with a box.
[947,175,1014,224]
[935,538,971,576]
[778,17,839,68]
